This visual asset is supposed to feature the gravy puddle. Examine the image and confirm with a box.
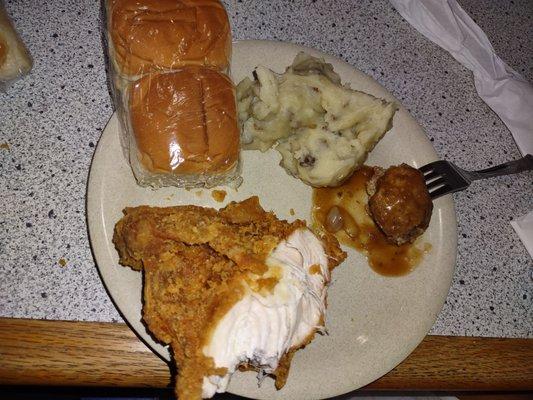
[312,166,431,276]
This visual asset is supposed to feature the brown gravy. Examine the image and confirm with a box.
[312,166,429,276]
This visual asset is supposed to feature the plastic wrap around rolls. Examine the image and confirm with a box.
[108,0,231,79]
[0,1,32,90]
[105,0,241,188]
[129,68,240,185]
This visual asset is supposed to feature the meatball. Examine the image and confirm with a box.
[367,164,433,245]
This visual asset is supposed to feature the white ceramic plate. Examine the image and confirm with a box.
[87,40,457,400]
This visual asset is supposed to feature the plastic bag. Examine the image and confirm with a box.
[0,1,32,90]
[103,0,241,188]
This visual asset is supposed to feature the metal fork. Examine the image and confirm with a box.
[419,154,533,200]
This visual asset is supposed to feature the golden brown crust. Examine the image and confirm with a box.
[273,316,323,390]
[211,189,226,202]
[141,245,241,399]
[109,0,231,77]
[113,198,300,398]
[274,350,296,390]
[320,229,348,272]
[115,197,306,274]
[113,197,344,399]
[129,67,239,176]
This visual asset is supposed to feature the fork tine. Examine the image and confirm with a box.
[426,176,447,190]
[429,184,453,200]
[419,163,436,174]
[423,170,442,181]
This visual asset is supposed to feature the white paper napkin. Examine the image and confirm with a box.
[390,0,532,257]
[390,0,533,155]
[511,211,533,259]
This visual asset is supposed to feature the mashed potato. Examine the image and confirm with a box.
[237,52,396,187]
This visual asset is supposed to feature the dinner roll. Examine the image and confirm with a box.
[109,0,231,79]
[129,67,239,184]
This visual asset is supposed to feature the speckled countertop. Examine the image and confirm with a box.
[0,0,531,338]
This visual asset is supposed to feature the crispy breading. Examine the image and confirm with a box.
[142,243,241,399]
[113,196,346,399]
[115,197,308,274]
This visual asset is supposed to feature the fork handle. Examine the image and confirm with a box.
[469,154,533,181]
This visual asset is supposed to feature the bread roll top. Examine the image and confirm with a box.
[110,0,231,78]
[130,67,239,175]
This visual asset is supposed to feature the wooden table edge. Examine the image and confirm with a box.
[0,318,532,391]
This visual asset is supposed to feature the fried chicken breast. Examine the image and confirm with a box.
[113,197,345,399]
